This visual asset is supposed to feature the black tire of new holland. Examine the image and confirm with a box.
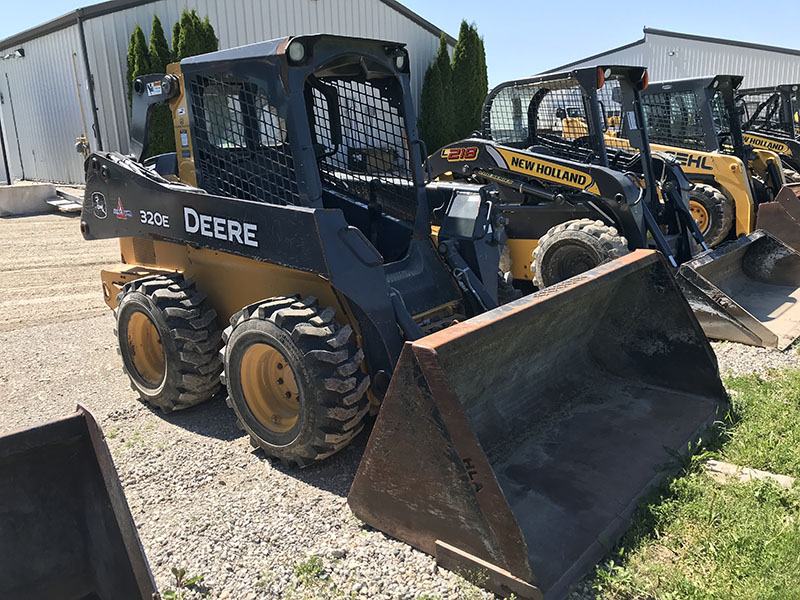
[533,219,629,289]
[221,296,371,468]
[115,274,223,413]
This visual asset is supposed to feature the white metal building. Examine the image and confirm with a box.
[549,28,800,88]
[0,0,455,184]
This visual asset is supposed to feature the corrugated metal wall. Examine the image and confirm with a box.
[84,0,446,156]
[562,31,800,87]
[0,0,448,183]
[0,26,92,183]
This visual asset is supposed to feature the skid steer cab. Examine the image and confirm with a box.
[736,85,800,184]
[81,35,728,599]
[636,76,798,248]
[428,65,707,287]
[737,84,800,143]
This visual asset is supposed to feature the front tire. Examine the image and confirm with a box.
[115,275,222,413]
[688,183,734,247]
[221,296,370,468]
[533,219,629,288]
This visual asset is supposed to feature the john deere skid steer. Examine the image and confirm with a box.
[634,76,800,248]
[736,84,800,180]
[80,35,727,599]
[428,66,800,348]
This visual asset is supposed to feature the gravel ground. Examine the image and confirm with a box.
[2,213,798,600]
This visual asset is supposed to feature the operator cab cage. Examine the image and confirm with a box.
[481,65,651,169]
[639,75,747,158]
[178,34,429,260]
[737,84,800,140]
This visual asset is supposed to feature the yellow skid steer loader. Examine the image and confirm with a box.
[79,36,726,599]
[428,67,800,348]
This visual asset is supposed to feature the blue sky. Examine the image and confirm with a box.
[3,0,799,86]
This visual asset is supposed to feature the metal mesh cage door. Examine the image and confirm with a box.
[188,75,301,205]
[640,90,706,151]
[306,76,417,222]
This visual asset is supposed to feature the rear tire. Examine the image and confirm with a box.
[533,219,629,289]
[221,296,370,468]
[689,183,734,247]
[115,275,222,413]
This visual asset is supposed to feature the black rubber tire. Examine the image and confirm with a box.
[115,275,222,413]
[688,183,735,248]
[784,167,800,184]
[533,219,629,289]
[221,296,370,468]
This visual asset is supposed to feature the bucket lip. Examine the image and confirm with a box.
[679,229,770,271]
[414,249,662,352]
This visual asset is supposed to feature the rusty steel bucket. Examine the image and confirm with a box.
[0,407,157,600]
[349,250,726,600]
[678,228,800,349]
[756,183,800,252]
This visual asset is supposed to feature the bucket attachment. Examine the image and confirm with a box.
[349,250,726,600]
[0,407,157,600]
[755,183,800,252]
[678,228,800,349]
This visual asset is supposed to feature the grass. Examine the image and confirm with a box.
[588,369,800,600]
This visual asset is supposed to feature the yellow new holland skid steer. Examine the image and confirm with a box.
[80,36,726,599]
[428,67,800,349]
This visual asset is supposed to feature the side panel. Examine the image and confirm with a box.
[650,143,756,236]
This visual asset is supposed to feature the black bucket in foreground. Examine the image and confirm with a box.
[0,407,157,600]
[678,229,800,349]
[349,250,727,600]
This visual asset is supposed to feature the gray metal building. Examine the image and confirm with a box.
[0,0,454,184]
[550,28,800,88]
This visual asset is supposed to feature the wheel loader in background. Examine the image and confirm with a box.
[736,84,800,180]
[428,66,800,348]
[78,35,728,599]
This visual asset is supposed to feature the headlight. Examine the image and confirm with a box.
[394,54,406,71]
[287,41,306,64]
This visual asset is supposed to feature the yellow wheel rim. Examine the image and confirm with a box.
[689,200,710,234]
[127,312,166,387]
[240,343,299,434]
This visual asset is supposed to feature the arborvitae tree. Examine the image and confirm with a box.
[419,60,446,153]
[148,15,171,71]
[147,15,175,157]
[435,33,455,144]
[451,21,488,139]
[201,16,219,53]
[171,21,181,60]
[126,24,149,104]
[176,9,205,59]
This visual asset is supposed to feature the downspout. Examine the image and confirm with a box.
[0,102,10,184]
[76,8,103,150]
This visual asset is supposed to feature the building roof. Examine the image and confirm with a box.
[0,0,456,50]
[547,27,800,73]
